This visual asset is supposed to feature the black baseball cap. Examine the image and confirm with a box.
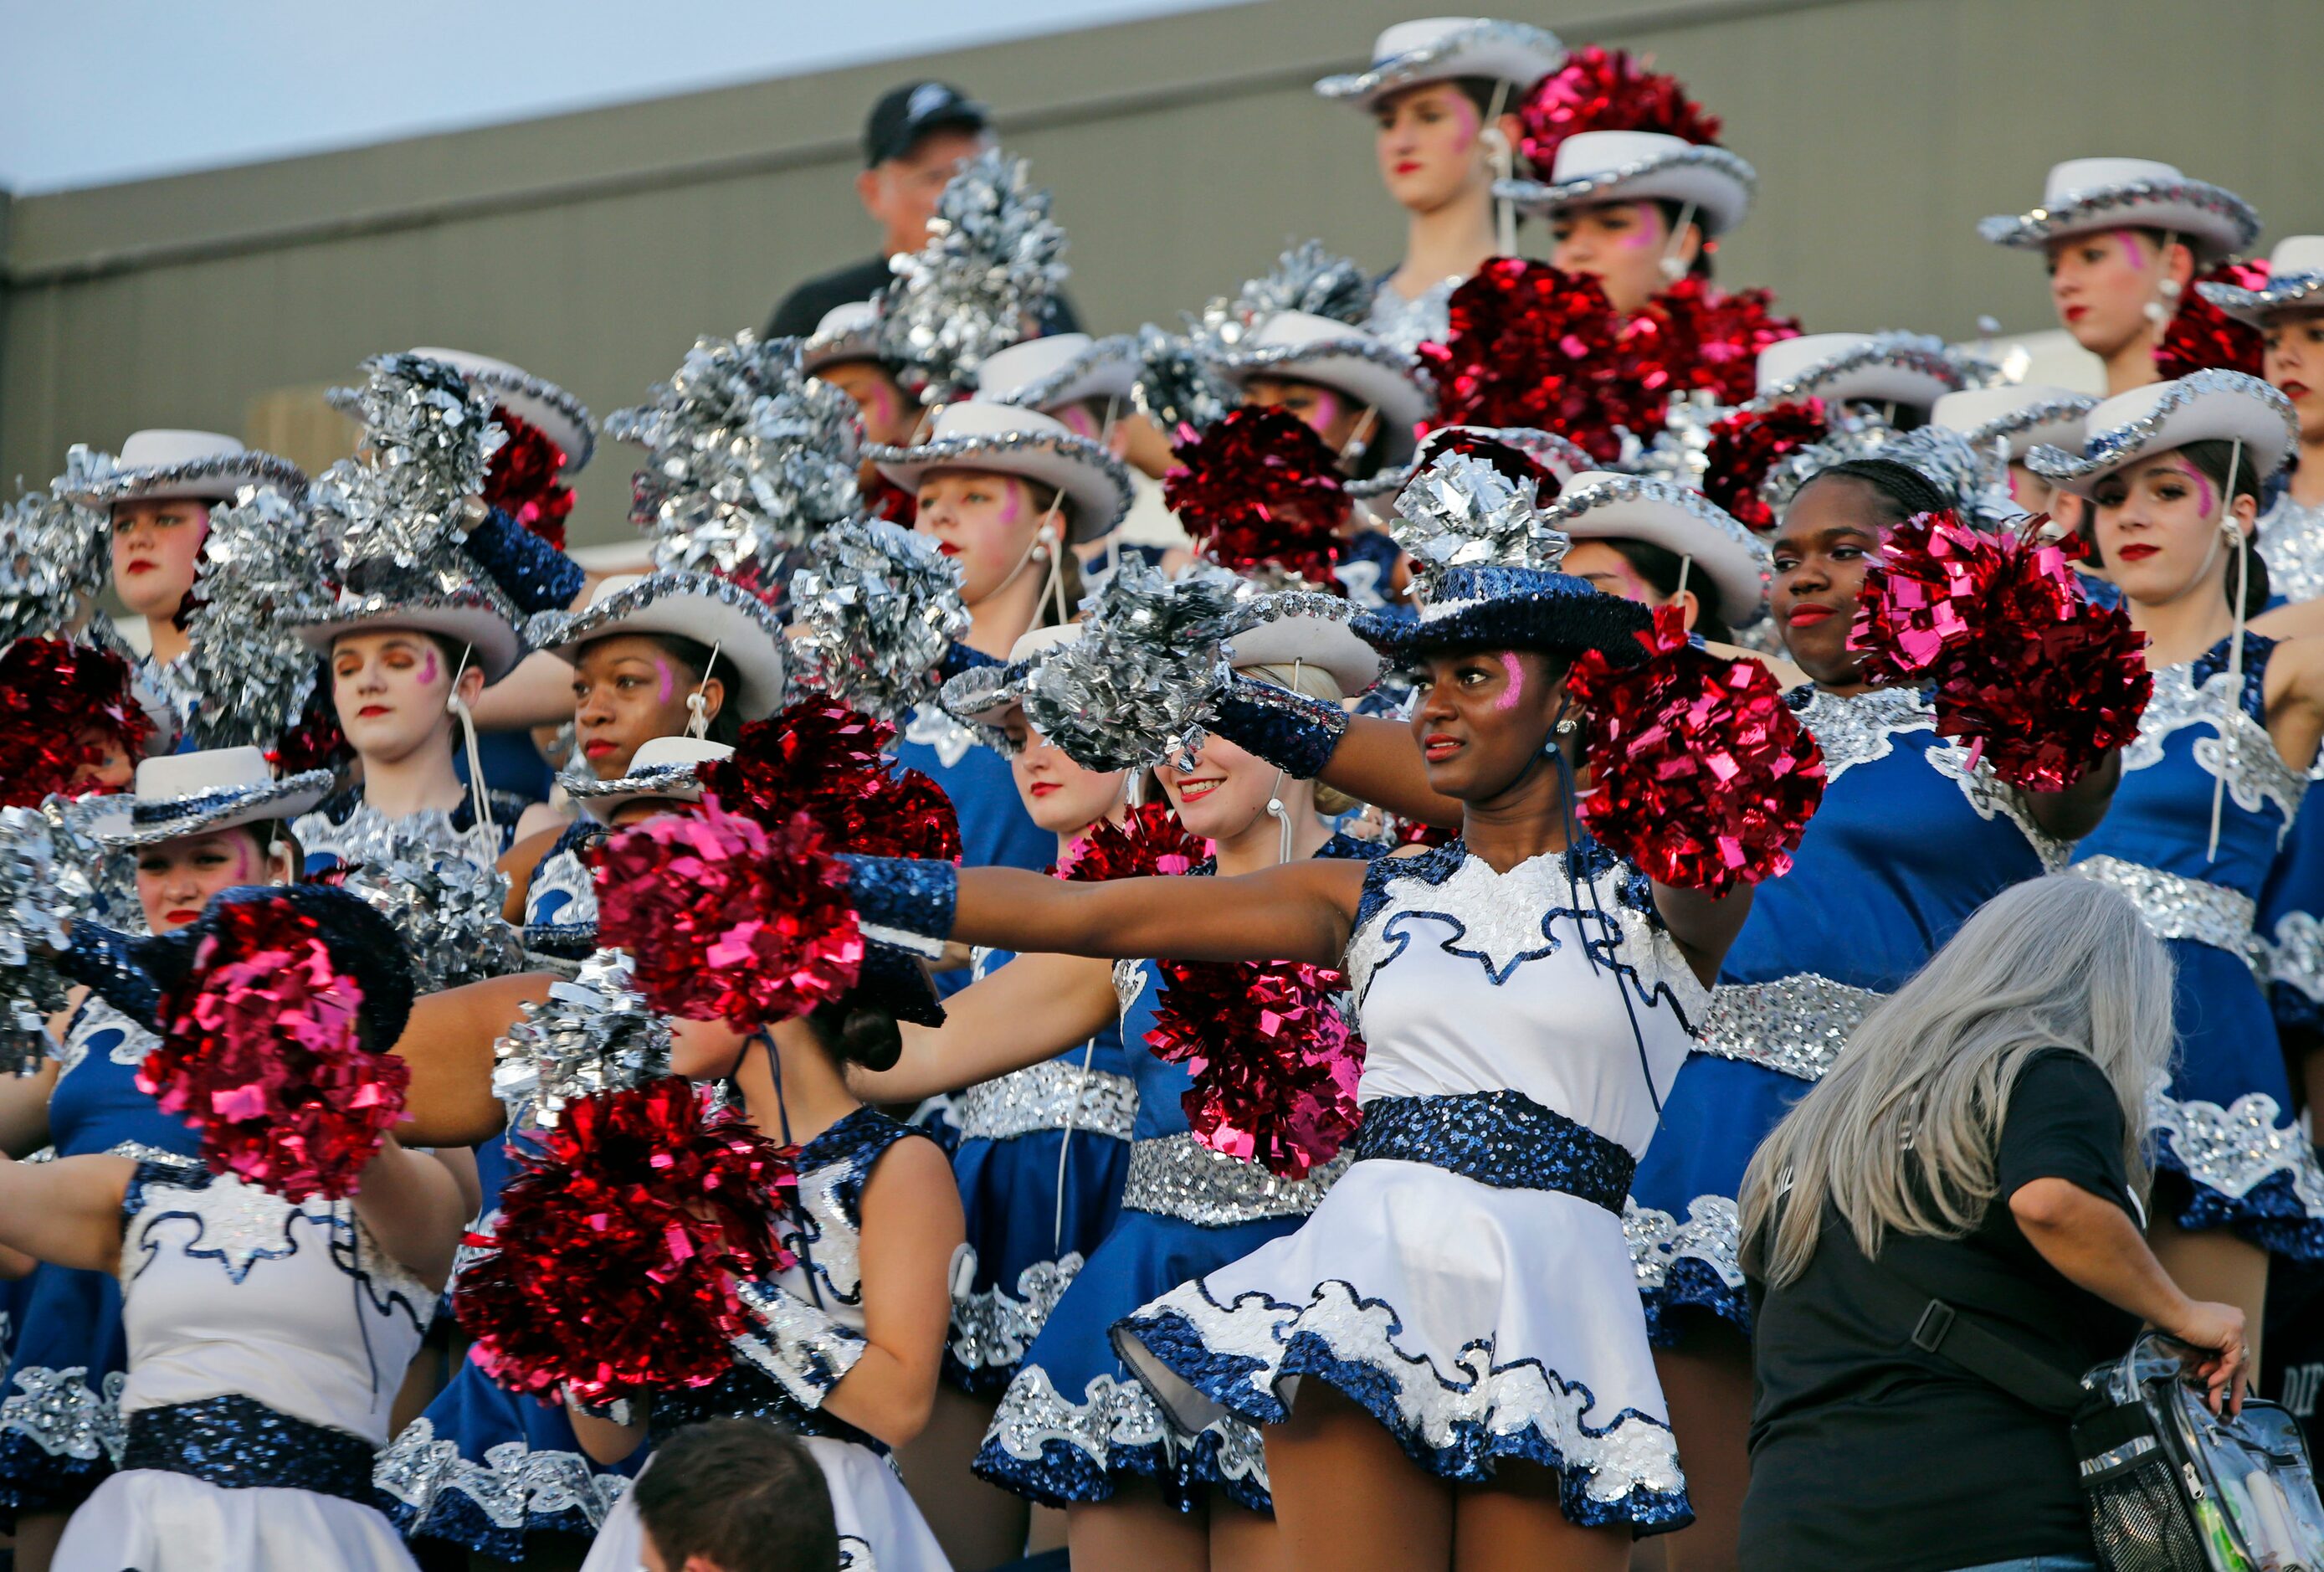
[863,80,990,168]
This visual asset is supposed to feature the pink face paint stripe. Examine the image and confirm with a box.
[416,649,440,686]
[2118,229,2147,270]
[654,659,675,706]
[1495,653,1526,709]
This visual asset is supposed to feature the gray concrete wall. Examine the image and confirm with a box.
[4,0,2319,547]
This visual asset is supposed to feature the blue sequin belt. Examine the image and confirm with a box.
[1348,1092,1635,1214]
[121,1395,377,1503]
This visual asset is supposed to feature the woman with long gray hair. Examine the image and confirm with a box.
[1737,876,2248,1572]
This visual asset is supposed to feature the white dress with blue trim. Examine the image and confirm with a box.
[2068,635,2324,1254]
[52,1163,434,1571]
[1115,839,1703,1531]
[580,1108,952,1572]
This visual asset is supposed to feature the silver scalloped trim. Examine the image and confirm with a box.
[2199,270,2324,325]
[1313,18,1564,101]
[524,569,781,654]
[1496,145,1757,214]
[864,429,1136,536]
[2265,907,2324,1004]
[2147,1080,2324,1210]
[1202,336,1437,401]
[2026,368,2297,483]
[65,450,309,506]
[1625,1194,1744,1293]
[950,1253,1086,1373]
[1746,331,1983,412]
[2070,855,2260,967]
[985,333,1141,409]
[1978,177,2261,256]
[461,366,597,471]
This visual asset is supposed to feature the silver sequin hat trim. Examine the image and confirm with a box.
[1121,1133,1348,1225]
[952,1060,1138,1143]
[526,570,788,721]
[1314,18,1564,105]
[1201,333,1436,463]
[66,450,310,508]
[1747,331,1983,414]
[2026,369,2297,491]
[290,581,526,685]
[868,424,1135,545]
[1540,470,1770,626]
[1694,974,1887,1082]
[562,762,705,819]
[2199,270,2324,327]
[983,333,1142,413]
[92,768,336,850]
[1497,144,1757,238]
[1979,173,2260,265]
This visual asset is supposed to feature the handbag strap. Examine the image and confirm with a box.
[1850,1246,2092,1417]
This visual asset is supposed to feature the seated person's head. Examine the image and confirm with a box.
[636,1420,840,1572]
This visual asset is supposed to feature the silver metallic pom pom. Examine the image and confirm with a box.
[0,806,69,1076]
[40,795,140,936]
[879,148,1068,406]
[493,948,671,1129]
[182,487,336,753]
[1219,239,1373,339]
[0,487,107,647]
[1388,451,1571,596]
[1020,561,1240,773]
[339,844,525,993]
[788,518,969,723]
[314,352,504,577]
[1132,324,1239,441]
[610,333,865,592]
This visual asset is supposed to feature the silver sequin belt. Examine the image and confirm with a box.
[1694,974,1888,1083]
[954,1061,1138,1143]
[2070,855,2260,970]
[1121,1133,1347,1225]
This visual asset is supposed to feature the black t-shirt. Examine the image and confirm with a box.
[2265,1252,2324,1450]
[1741,1050,2142,1572]
[766,257,1085,342]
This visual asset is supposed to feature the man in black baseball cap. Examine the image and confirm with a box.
[767,80,1082,341]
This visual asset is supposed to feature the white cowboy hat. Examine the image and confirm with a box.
[1224,590,1383,696]
[292,580,526,686]
[1930,384,2100,464]
[65,430,307,507]
[1315,17,1563,106]
[530,571,789,722]
[1978,158,2260,266]
[1750,332,1972,414]
[799,301,886,376]
[941,622,1085,727]
[870,402,1134,545]
[1498,129,1755,238]
[1350,424,1593,526]
[979,333,1141,414]
[1545,470,1770,628]
[566,735,734,824]
[412,348,597,473]
[91,747,333,850]
[1204,312,1434,465]
[2198,235,2324,326]
[2026,370,2296,494]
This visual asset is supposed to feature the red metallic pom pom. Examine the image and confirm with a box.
[1421,259,1673,465]
[1567,604,1826,892]
[1515,45,1723,177]
[143,901,409,1202]
[0,637,151,808]
[482,407,576,550]
[594,800,864,1028]
[1054,802,1210,882]
[1163,408,1348,588]
[272,679,351,777]
[1702,399,1828,532]
[864,475,918,527]
[697,701,962,864]
[1643,278,1803,408]
[454,1075,798,1404]
[2155,259,2270,382]
[1848,511,2151,790]
[1145,957,1364,1180]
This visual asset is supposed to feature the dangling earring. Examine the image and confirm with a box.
[1554,717,1578,736]
[2144,233,2184,326]
[1030,542,1050,564]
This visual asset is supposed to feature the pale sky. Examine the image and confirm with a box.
[0,0,1250,194]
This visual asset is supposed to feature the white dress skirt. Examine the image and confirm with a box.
[54,1162,435,1571]
[1114,844,1703,1532]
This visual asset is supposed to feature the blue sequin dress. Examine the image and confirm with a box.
[372,837,635,1558]
[0,1000,202,1526]
[971,835,1382,1514]
[2069,636,2324,1254]
[1116,838,1703,1530]
[1626,685,2062,1340]
[895,703,1054,989]
[578,1108,951,1572]
[945,945,1138,1394]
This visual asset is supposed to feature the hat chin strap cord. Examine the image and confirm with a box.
[1657,201,1701,285]
[2209,438,2248,865]
[684,642,726,740]
[1263,658,1310,866]
[444,643,495,847]
[1484,79,1517,258]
